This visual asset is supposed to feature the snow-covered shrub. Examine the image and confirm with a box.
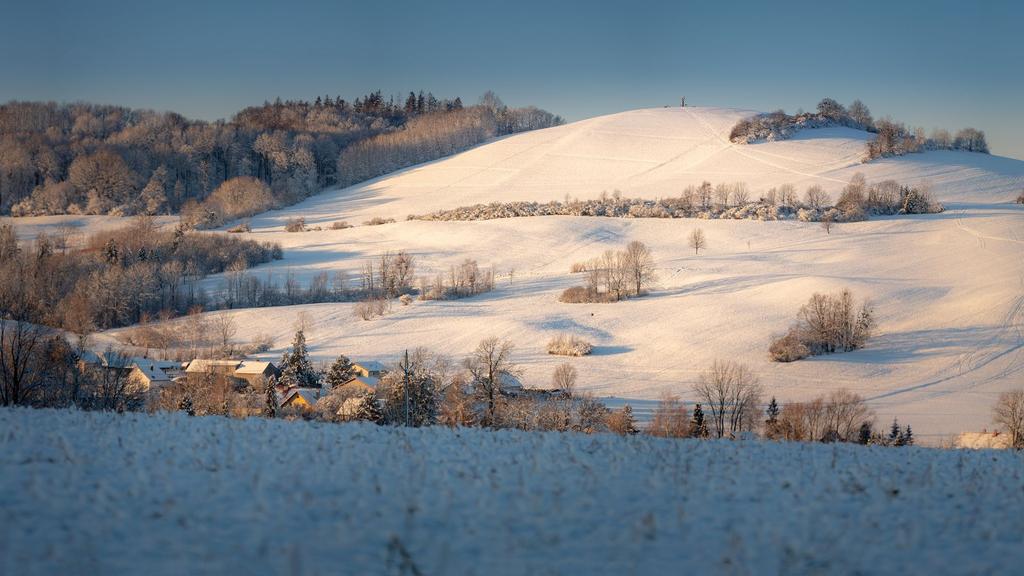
[284,217,306,232]
[547,333,593,356]
[330,220,352,230]
[363,216,395,226]
[770,289,874,362]
[354,296,390,320]
[1016,192,1024,205]
[399,294,413,306]
[227,221,251,233]
[768,329,810,362]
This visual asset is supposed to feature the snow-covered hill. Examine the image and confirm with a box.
[2,408,1021,575]
[111,107,1024,441]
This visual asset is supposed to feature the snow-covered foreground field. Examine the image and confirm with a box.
[96,106,1023,441]
[2,408,1022,575]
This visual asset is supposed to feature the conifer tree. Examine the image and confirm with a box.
[263,377,277,418]
[178,394,195,416]
[621,404,639,435]
[104,238,119,264]
[280,329,319,387]
[354,391,384,424]
[888,418,902,446]
[900,425,914,446]
[325,354,356,389]
[690,403,708,438]
[858,421,873,445]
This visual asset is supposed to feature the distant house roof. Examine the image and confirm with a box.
[280,386,319,409]
[186,359,242,373]
[354,360,386,373]
[342,376,379,391]
[235,361,276,375]
[130,363,172,384]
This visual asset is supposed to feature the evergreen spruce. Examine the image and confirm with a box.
[888,418,902,446]
[355,391,384,424]
[280,330,319,387]
[178,394,195,416]
[766,396,780,425]
[900,425,914,446]
[690,403,708,438]
[263,377,277,418]
[858,421,873,445]
[104,238,119,264]
[621,404,639,435]
[325,354,356,389]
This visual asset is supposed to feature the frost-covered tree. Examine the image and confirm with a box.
[263,377,277,418]
[178,394,195,416]
[847,100,873,129]
[324,354,356,389]
[280,330,319,388]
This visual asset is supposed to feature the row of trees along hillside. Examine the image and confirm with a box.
[0,91,562,220]
[730,98,989,160]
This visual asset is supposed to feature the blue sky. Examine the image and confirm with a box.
[3,0,1022,158]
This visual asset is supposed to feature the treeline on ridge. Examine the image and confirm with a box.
[0,91,561,219]
[729,97,989,160]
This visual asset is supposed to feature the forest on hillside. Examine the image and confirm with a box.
[0,91,561,219]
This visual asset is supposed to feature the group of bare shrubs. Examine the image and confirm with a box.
[765,389,874,443]
[562,241,655,303]
[284,217,306,232]
[363,216,395,226]
[418,258,495,301]
[354,296,391,321]
[770,289,875,362]
[546,334,593,356]
[330,220,352,230]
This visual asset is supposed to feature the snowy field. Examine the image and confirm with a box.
[2,407,1022,575]
[95,106,1024,442]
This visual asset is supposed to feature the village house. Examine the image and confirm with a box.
[352,360,385,378]
[278,386,319,412]
[184,359,279,389]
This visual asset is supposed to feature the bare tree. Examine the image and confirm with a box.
[693,360,763,438]
[623,240,656,296]
[212,314,237,354]
[648,392,688,438]
[993,390,1024,449]
[464,337,520,427]
[551,363,577,396]
[688,228,707,256]
[0,319,48,406]
[804,185,830,210]
[822,389,873,442]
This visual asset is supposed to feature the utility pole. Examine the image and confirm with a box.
[402,349,411,427]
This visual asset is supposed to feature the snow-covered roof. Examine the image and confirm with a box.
[186,359,242,373]
[131,363,171,383]
[281,387,319,407]
[354,360,386,373]
[344,376,379,389]
[235,361,275,375]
